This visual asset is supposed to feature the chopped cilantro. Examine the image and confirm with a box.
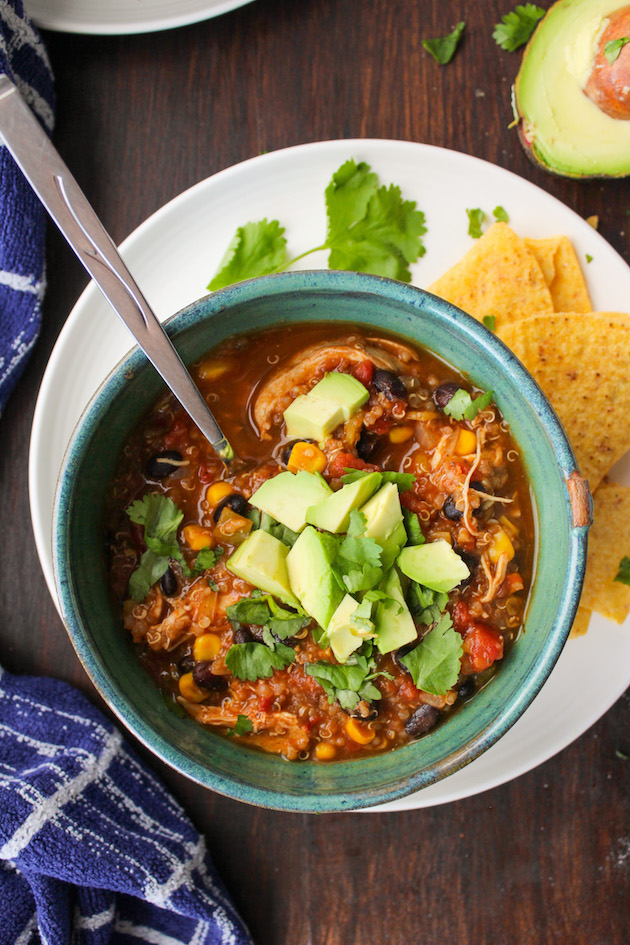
[614,556,630,586]
[226,641,295,681]
[422,21,465,65]
[259,511,299,548]
[349,597,376,636]
[604,36,630,64]
[126,494,187,601]
[407,583,448,626]
[226,592,308,638]
[400,613,463,695]
[208,158,427,289]
[467,207,485,239]
[193,545,223,573]
[493,206,509,223]
[585,254,593,264]
[443,387,493,421]
[226,715,254,736]
[403,509,425,547]
[341,468,414,491]
[207,578,219,591]
[493,4,545,52]
[332,510,384,593]
[208,219,288,291]
[305,646,383,711]
[483,315,497,331]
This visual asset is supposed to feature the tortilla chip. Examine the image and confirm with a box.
[525,236,592,313]
[498,312,630,490]
[428,223,553,330]
[569,606,592,639]
[579,481,630,624]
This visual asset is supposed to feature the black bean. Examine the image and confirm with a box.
[458,677,475,700]
[457,551,478,588]
[356,427,379,461]
[192,661,229,691]
[404,704,440,738]
[433,381,461,411]
[349,699,379,720]
[233,628,253,644]
[160,567,178,597]
[373,369,407,400]
[179,656,195,674]
[443,496,463,521]
[146,450,184,479]
[213,493,249,523]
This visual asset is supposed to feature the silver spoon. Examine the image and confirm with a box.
[0,75,236,466]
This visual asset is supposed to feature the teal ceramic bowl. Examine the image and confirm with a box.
[53,270,590,812]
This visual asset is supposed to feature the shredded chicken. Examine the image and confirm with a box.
[462,430,484,536]
[479,551,510,604]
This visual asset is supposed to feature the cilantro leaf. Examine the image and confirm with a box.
[615,556,630,586]
[193,545,223,573]
[349,597,375,635]
[129,550,170,603]
[226,597,271,627]
[443,387,493,421]
[483,315,497,331]
[604,36,630,64]
[305,651,382,711]
[208,219,288,291]
[332,513,384,593]
[400,614,463,695]
[259,511,299,548]
[493,206,509,223]
[467,208,485,239]
[403,509,425,547]
[226,593,308,638]
[422,21,465,65]
[585,254,593,264]
[226,714,254,736]
[493,4,545,52]
[407,583,448,626]
[325,159,379,244]
[127,494,183,542]
[226,641,295,681]
[341,468,414,491]
[126,495,186,600]
[328,184,427,283]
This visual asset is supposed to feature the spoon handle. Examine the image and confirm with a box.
[0,75,235,464]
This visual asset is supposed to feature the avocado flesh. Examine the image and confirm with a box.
[249,470,332,533]
[515,0,630,177]
[327,594,368,662]
[283,372,369,441]
[227,529,300,608]
[286,526,344,629]
[374,568,417,655]
[397,540,469,593]
[306,471,382,533]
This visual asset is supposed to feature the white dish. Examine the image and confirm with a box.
[30,139,630,811]
[28,0,255,35]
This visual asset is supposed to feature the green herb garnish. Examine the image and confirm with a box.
[332,510,384,594]
[225,640,295,681]
[400,613,463,695]
[407,583,449,627]
[585,254,593,264]
[259,511,300,548]
[493,206,509,223]
[208,158,427,290]
[493,4,545,52]
[341,468,414,491]
[126,494,185,601]
[403,509,425,546]
[422,21,465,65]
[226,592,308,639]
[614,556,630,586]
[443,388,493,421]
[193,545,223,573]
[226,714,254,736]
[305,644,384,711]
[483,315,497,331]
[467,208,486,239]
[604,36,630,64]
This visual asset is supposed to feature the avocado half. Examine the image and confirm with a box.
[514,0,630,178]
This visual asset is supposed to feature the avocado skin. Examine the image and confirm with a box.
[513,0,630,179]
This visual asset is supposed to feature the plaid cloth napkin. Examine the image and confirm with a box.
[0,4,253,944]
[0,667,253,945]
[0,0,54,411]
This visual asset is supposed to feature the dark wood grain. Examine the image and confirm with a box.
[2,1,629,942]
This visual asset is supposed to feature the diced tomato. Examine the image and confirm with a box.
[197,464,214,484]
[399,678,421,702]
[497,573,525,599]
[353,360,375,386]
[163,415,189,450]
[371,418,393,435]
[464,623,504,672]
[327,452,379,479]
[451,600,471,634]
[258,695,274,713]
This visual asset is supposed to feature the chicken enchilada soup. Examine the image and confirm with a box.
[106,323,534,761]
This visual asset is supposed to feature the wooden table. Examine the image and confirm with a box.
[4,1,629,941]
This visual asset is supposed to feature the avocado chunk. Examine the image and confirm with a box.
[358,482,406,567]
[374,568,417,654]
[397,540,469,593]
[227,529,300,608]
[249,471,332,533]
[286,526,344,628]
[283,371,369,441]
[306,471,382,534]
[514,0,630,178]
[327,593,368,662]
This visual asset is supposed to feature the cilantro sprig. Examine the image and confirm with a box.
[400,613,463,695]
[493,4,545,52]
[226,591,309,639]
[467,208,486,239]
[422,21,465,65]
[226,715,254,736]
[331,510,384,594]
[443,388,493,421]
[208,158,427,290]
[226,638,295,681]
[604,36,630,65]
[305,642,387,711]
[614,556,630,586]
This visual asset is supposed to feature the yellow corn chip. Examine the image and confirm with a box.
[498,312,630,490]
[569,606,592,639]
[525,236,591,313]
[428,223,553,330]
[580,481,630,623]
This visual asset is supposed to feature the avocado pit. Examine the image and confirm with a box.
[584,6,630,119]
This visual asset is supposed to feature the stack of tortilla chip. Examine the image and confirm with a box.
[428,222,630,637]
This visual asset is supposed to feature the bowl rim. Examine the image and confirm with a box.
[52,269,589,812]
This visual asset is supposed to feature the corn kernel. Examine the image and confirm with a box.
[206,481,233,506]
[182,524,215,551]
[499,514,519,537]
[287,442,327,474]
[488,527,515,564]
[193,633,222,661]
[389,426,414,444]
[197,358,233,381]
[455,428,477,455]
[315,742,337,761]
[178,672,207,703]
[345,717,376,745]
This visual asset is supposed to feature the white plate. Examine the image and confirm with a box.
[30,139,630,811]
[27,0,255,35]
